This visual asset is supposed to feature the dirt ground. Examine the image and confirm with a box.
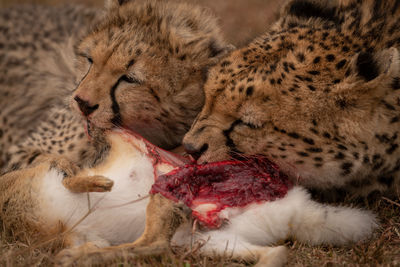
[0,0,399,266]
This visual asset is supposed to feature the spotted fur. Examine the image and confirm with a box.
[183,0,400,198]
[0,4,98,173]
[0,0,231,173]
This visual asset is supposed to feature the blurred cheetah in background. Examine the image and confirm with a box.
[0,0,232,173]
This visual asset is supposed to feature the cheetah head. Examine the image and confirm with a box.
[72,0,232,149]
[183,0,400,190]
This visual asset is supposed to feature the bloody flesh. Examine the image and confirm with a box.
[151,158,292,228]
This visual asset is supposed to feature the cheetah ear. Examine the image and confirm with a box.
[105,0,133,10]
[334,48,400,102]
[201,44,235,81]
[350,47,400,84]
[207,44,236,63]
[282,0,339,22]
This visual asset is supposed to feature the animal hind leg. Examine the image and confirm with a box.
[55,232,111,267]
[255,246,288,267]
[86,194,186,253]
[213,244,288,267]
[103,193,189,250]
[129,193,190,248]
[198,234,288,267]
[55,194,190,264]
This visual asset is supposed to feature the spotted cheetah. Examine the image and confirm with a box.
[0,4,99,172]
[183,0,400,199]
[0,0,231,173]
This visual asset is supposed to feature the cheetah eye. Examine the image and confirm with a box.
[121,75,142,85]
[241,120,263,129]
[78,53,93,64]
[87,57,93,64]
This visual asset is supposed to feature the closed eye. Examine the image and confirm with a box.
[243,122,261,129]
[241,120,263,129]
[121,75,142,84]
[87,57,93,64]
[78,53,93,64]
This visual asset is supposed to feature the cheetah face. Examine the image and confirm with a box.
[184,34,400,188]
[71,0,231,149]
[73,44,201,149]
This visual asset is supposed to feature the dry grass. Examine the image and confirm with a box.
[0,195,399,266]
[0,0,399,266]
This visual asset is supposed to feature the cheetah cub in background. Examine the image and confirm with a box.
[0,0,232,173]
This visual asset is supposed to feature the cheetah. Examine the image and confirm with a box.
[0,0,232,173]
[182,0,400,199]
[0,4,99,171]
[0,129,376,266]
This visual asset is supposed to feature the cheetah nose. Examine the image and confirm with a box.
[74,96,99,117]
[183,142,209,161]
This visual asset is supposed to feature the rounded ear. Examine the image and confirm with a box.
[349,47,399,84]
[374,47,400,79]
[104,0,132,10]
[281,0,340,22]
[207,44,236,64]
[333,47,400,104]
[201,44,236,81]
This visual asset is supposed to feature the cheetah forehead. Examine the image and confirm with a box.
[79,0,227,64]
[204,0,400,111]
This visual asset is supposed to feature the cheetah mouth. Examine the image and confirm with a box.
[84,118,115,139]
[84,119,94,139]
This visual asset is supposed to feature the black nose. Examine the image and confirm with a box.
[183,142,209,161]
[74,96,99,117]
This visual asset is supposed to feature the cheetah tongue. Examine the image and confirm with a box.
[151,158,292,228]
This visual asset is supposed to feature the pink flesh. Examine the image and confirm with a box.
[151,158,292,228]
[118,129,191,169]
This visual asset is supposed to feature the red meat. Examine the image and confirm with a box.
[151,158,292,228]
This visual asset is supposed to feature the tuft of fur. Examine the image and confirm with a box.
[284,188,378,245]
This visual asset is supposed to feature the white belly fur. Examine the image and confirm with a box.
[35,131,377,256]
[38,133,156,245]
